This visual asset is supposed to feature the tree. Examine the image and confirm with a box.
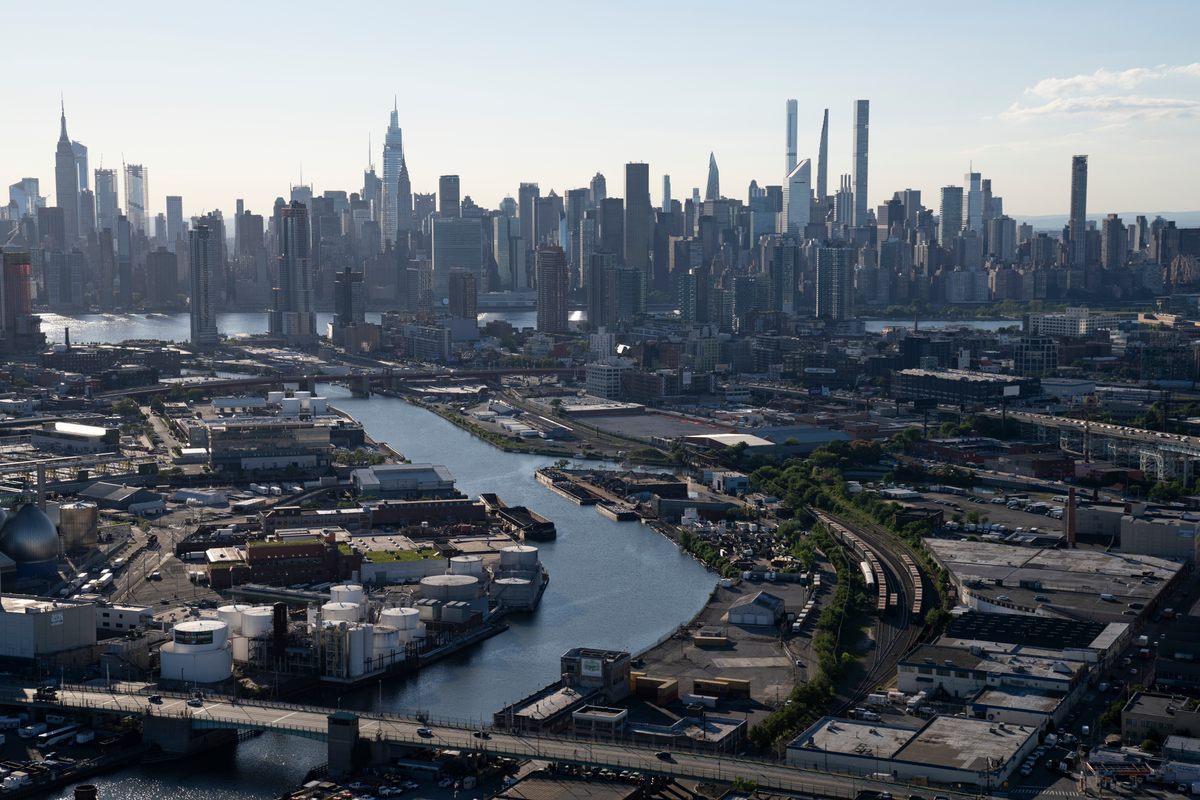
[112,398,141,418]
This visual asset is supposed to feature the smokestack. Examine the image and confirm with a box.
[1066,487,1077,548]
[74,786,98,800]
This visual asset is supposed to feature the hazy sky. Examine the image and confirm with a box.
[7,0,1199,222]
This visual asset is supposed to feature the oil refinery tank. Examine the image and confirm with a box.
[217,604,252,633]
[58,502,99,551]
[322,601,361,623]
[330,584,365,605]
[239,606,275,637]
[499,545,539,570]
[380,607,420,630]
[419,573,481,602]
[448,555,485,577]
[159,620,233,684]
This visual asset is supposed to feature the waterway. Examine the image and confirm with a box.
[49,386,714,798]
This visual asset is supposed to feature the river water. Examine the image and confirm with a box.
[49,384,714,798]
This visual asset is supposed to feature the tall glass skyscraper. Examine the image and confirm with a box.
[1069,155,1088,267]
[852,99,869,227]
[123,164,148,233]
[382,104,410,242]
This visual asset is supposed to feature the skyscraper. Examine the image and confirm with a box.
[270,200,315,342]
[705,153,720,201]
[438,175,461,218]
[430,216,482,298]
[589,173,606,206]
[624,162,650,274]
[448,269,478,320]
[188,224,219,348]
[661,175,671,212]
[54,105,80,243]
[165,195,184,249]
[817,108,829,200]
[493,215,526,289]
[815,246,855,321]
[785,99,798,175]
[938,186,964,250]
[1069,155,1088,267]
[535,246,569,334]
[851,99,869,226]
[332,267,365,329]
[782,159,811,235]
[518,181,540,265]
[94,168,118,233]
[382,103,411,241]
[962,171,982,232]
[124,164,148,232]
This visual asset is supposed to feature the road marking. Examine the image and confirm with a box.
[271,710,298,724]
[710,656,793,668]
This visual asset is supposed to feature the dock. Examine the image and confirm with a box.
[534,468,646,523]
[479,492,557,540]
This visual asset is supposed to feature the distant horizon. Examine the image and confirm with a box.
[3,1,1198,221]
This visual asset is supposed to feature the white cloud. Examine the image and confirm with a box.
[1007,63,1200,122]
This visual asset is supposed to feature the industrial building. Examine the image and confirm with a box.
[896,644,1087,700]
[1074,503,1200,562]
[76,481,165,514]
[350,463,458,499]
[205,417,332,476]
[159,619,234,684]
[31,421,120,454]
[786,715,1040,788]
[890,368,1038,406]
[0,593,97,660]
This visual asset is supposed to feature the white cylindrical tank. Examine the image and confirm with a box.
[380,607,419,630]
[294,391,311,401]
[420,574,481,602]
[373,626,400,657]
[499,545,539,570]
[218,604,252,634]
[449,555,485,577]
[267,391,285,405]
[240,606,274,638]
[322,601,361,623]
[330,584,365,605]
[231,636,249,662]
[171,619,229,651]
[310,397,328,415]
[281,397,301,415]
[348,624,366,678]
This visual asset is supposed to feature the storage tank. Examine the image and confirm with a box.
[373,626,400,658]
[310,397,328,415]
[58,502,99,551]
[281,397,301,415]
[499,545,539,570]
[217,604,252,634]
[159,620,232,684]
[240,606,275,638]
[380,607,420,630]
[322,601,361,623]
[330,584,365,605]
[348,624,367,678]
[420,573,481,602]
[294,391,311,401]
[171,619,229,650]
[231,636,250,662]
[267,391,285,405]
[448,555,485,577]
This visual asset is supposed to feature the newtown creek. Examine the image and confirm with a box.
[51,385,715,799]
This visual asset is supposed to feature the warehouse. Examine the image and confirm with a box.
[350,464,458,499]
[786,715,1038,788]
[31,421,120,454]
[727,590,785,627]
[77,481,165,514]
[0,594,97,660]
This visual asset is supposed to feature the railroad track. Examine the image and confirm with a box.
[809,509,931,710]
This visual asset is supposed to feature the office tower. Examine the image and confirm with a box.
[116,214,133,306]
[8,178,44,218]
[145,248,178,309]
[536,192,563,245]
[37,206,66,251]
[438,175,461,217]
[71,141,88,189]
[785,99,798,175]
[938,186,964,249]
[270,200,315,342]
[333,266,365,328]
[124,164,148,232]
[94,169,118,233]
[598,198,625,259]
[834,175,853,226]
[1,251,40,348]
[448,269,477,320]
[499,196,518,218]
[290,183,312,209]
[589,173,606,205]
[493,215,526,289]
[154,213,167,246]
[188,224,219,348]
[1069,155,1088,267]
[96,228,115,310]
[1135,215,1149,252]
[782,159,812,235]
[962,171,982,232]
[565,188,589,279]
[705,153,720,201]
[587,250,617,329]
[816,108,829,200]
[382,103,411,240]
[1101,214,1126,270]
[46,249,85,310]
[535,246,569,334]
[897,189,923,226]
[763,235,799,314]
[624,162,651,274]
[661,175,671,212]
[518,182,539,259]
[815,246,855,321]
[986,216,1017,263]
[851,99,869,226]
[54,105,80,243]
[981,179,994,225]
[165,195,184,249]
[413,193,435,230]
[430,216,483,298]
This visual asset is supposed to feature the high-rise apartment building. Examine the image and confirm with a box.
[535,246,569,334]
[624,162,651,274]
[661,175,671,213]
[188,224,219,348]
[851,99,869,226]
[54,107,80,244]
[493,215,526,290]
[448,269,478,320]
[785,98,798,175]
[332,267,365,329]
[165,195,184,249]
[815,245,855,321]
[1069,155,1088,267]
[817,108,829,200]
[94,168,118,233]
[1101,213,1126,270]
[938,186,964,250]
[782,159,811,235]
[270,201,315,342]
[430,216,482,298]
[124,164,148,232]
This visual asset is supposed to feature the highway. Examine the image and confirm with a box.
[1,685,983,800]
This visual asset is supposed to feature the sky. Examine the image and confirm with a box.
[5,0,1199,223]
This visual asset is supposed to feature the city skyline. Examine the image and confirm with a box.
[4,1,1199,220]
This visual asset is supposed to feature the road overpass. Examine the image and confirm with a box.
[2,684,978,799]
[990,410,1200,482]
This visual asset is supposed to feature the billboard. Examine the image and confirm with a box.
[580,657,603,678]
[1003,385,1020,398]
